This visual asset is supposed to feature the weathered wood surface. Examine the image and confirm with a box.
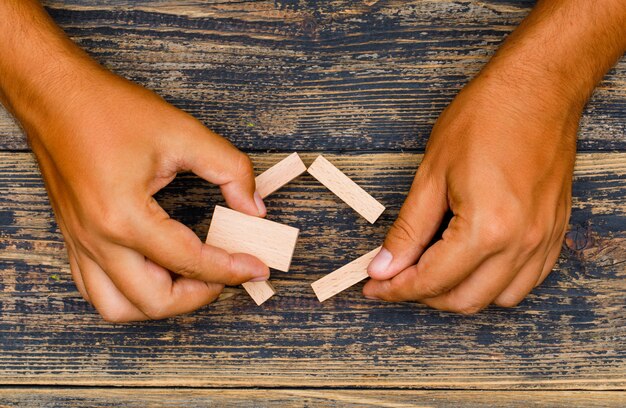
[0,152,624,388]
[1,389,625,407]
[1,0,625,151]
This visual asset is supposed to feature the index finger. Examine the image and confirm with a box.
[363,215,490,302]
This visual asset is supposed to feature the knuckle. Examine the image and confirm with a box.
[420,284,446,299]
[222,254,247,285]
[234,152,254,180]
[98,306,132,323]
[176,259,202,280]
[521,224,545,252]
[495,293,522,308]
[453,298,488,315]
[175,242,207,280]
[141,303,168,320]
[389,214,420,245]
[473,213,517,252]
[419,279,449,299]
[94,209,136,244]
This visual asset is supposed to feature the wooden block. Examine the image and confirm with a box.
[206,205,299,305]
[255,152,307,199]
[311,246,382,302]
[307,155,385,223]
[207,205,299,271]
[241,281,276,306]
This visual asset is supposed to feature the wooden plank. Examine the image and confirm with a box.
[308,155,385,223]
[0,389,624,407]
[1,0,625,151]
[0,152,624,389]
[206,205,299,272]
[312,246,381,302]
[255,152,306,199]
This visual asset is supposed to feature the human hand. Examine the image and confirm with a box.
[24,65,269,322]
[364,70,579,314]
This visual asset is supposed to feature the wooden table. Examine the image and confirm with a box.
[1,1,624,406]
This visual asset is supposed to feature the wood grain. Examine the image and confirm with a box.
[1,0,624,151]
[0,152,624,389]
[1,388,625,407]
[308,155,385,223]
[312,246,381,302]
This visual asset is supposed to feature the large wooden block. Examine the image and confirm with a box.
[255,152,307,198]
[307,155,385,223]
[311,246,382,302]
[206,205,299,305]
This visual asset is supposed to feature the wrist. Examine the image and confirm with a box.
[0,1,105,135]
[472,0,626,116]
[5,52,103,129]
[473,56,586,118]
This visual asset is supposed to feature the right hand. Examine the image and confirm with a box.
[23,63,269,322]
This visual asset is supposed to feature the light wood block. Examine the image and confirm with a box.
[229,153,304,304]
[241,281,277,306]
[311,246,382,302]
[255,152,307,198]
[206,205,299,272]
[307,155,385,223]
[206,205,299,305]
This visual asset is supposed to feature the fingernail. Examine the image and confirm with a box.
[365,295,380,300]
[368,248,393,276]
[254,191,266,216]
[249,274,269,282]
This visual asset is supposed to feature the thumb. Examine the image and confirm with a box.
[176,120,266,217]
[368,167,447,280]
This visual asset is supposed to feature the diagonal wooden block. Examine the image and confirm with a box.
[241,281,277,306]
[311,246,382,302]
[307,155,385,223]
[206,205,299,305]
[255,152,306,199]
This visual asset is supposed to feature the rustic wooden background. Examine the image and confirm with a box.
[1,0,624,406]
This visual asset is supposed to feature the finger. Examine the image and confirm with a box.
[59,224,91,304]
[77,254,148,323]
[67,250,91,304]
[368,169,447,280]
[100,245,224,319]
[419,253,522,314]
[174,121,265,217]
[364,215,490,301]
[492,254,545,308]
[124,205,269,286]
[494,230,564,307]
[535,238,564,288]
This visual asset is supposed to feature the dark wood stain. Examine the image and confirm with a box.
[0,152,624,389]
[1,388,625,407]
[0,0,624,151]
[0,0,624,400]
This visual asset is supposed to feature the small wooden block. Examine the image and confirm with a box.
[311,246,382,302]
[207,205,299,271]
[241,281,276,306]
[255,152,307,199]
[206,205,299,305]
[307,155,385,223]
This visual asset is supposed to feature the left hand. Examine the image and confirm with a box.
[364,70,580,314]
